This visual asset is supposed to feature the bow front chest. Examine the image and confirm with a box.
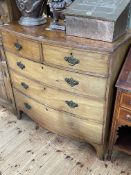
[0,23,131,159]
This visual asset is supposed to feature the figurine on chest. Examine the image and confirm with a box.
[48,0,72,30]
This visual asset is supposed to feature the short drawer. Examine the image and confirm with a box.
[118,108,131,124]
[14,89,103,144]
[120,93,131,110]
[2,32,42,62]
[11,71,105,123]
[6,52,107,99]
[43,44,109,76]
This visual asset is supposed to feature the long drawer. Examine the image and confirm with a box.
[11,71,105,123]
[14,89,103,144]
[2,32,42,62]
[43,44,109,77]
[6,51,107,99]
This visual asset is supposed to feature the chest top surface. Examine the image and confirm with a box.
[116,47,131,92]
[64,0,131,21]
[0,21,131,53]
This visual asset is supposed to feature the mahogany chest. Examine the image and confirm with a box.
[0,22,131,159]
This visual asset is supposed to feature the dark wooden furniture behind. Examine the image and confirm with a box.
[108,47,131,158]
[0,36,15,111]
[0,0,19,111]
[0,0,20,24]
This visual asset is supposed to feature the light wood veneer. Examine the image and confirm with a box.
[1,22,131,159]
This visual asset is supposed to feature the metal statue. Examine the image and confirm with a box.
[48,0,73,30]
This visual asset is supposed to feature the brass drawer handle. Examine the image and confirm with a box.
[65,101,78,108]
[64,54,80,66]
[65,78,79,87]
[17,62,25,70]
[21,82,29,89]
[125,114,131,122]
[14,42,22,51]
[24,103,31,110]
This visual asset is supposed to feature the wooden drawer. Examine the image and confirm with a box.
[14,89,103,144]
[118,108,131,124]
[120,93,131,110]
[2,32,42,62]
[11,71,105,123]
[43,44,109,77]
[6,52,107,99]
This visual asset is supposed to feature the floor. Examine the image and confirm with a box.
[0,106,130,175]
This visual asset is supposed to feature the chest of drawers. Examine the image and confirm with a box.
[0,23,131,159]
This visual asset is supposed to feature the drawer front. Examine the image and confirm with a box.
[14,89,103,144]
[6,52,107,99]
[2,32,42,62]
[43,44,109,76]
[120,93,131,110]
[11,71,105,123]
[118,108,131,124]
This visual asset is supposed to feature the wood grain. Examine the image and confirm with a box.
[108,47,131,159]
[2,32,43,62]
[43,44,109,77]
[6,51,107,99]
[0,109,130,175]
[11,71,105,123]
[120,93,131,110]
[102,39,131,145]
[0,60,7,102]
[118,108,131,124]
[14,89,103,144]
[0,0,20,24]
[1,21,131,160]
[0,42,16,112]
[0,22,131,53]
